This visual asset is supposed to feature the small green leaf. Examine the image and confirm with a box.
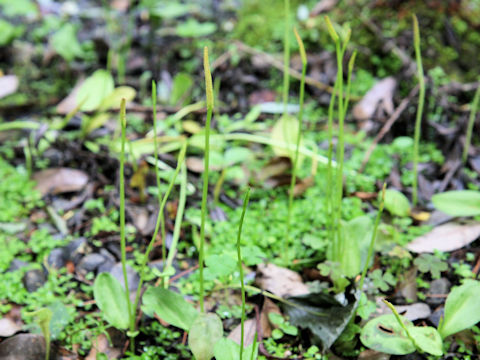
[142,286,199,331]
[409,326,443,356]
[432,190,480,217]
[439,280,480,338]
[383,189,410,217]
[50,24,83,62]
[98,86,136,111]
[360,314,416,355]
[189,313,223,360]
[170,73,194,105]
[214,338,258,360]
[93,272,129,330]
[177,19,217,38]
[271,115,303,164]
[272,329,283,339]
[205,254,237,278]
[77,70,115,112]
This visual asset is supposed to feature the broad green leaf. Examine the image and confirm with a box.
[170,73,194,105]
[176,19,217,38]
[223,147,252,167]
[0,20,24,46]
[93,272,129,330]
[82,113,110,136]
[214,338,258,360]
[50,24,83,62]
[0,0,38,17]
[147,2,191,18]
[439,280,480,339]
[360,314,415,355]
[77,70,114,112]
[189,313,223,360]
[205,254,237,278]
[338,216,372,277]
[409,326,443,356]
[432,190,480,217]
[98,86,136,111]
[271,115,303,166]
[141,286,199,331]
[383,189,410,217]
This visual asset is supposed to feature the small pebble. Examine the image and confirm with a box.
[23,269,46,292]
[109,263,139,292]
[47,248,68,269]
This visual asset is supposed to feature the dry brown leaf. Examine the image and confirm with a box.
[256,263,309,298]
[310,0,338,16]
[406,222,480,253]
[0,318,21,337]
[186,157,222,173]
[293,176,314,197]
[227,319,257,347]
[260,298,281,338]
[33,168,89,197]
[56,79,84,114]
[85,333,121,360]
[0,75,19,99]
[375,299,431,321]
[353,77,396,121]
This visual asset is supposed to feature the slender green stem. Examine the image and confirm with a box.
[133,142,187,312]
[164,159,188,287]
[286,28,307,263]
[383,300,421,351]
[463,80,480,163]
[200,47,214,313]
[250,332,258,360]
[359,183,386,290]
[237,188,251,360]
[326,81,337,255]
[282,0,290,115]
[151,81,166,269]
[412,14,425,206]
[119,99,134,350]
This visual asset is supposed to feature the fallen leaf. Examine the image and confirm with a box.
[310,0,338,16]
[33,168,89,197]
[85,333,121,360]
[375,299,431,321]
[227,319,257,347]
[0,75,19,99]
[293,176,314,197]
[256,263,309,298]
[0,318,21,337]
[406,222,480,253]
[282,287,359,351]
[260,298,281,338]
[56,79,84,114]
[353,77,396,121]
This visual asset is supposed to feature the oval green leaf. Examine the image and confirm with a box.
[98,86,136,111]
[360,314,415,355]
[93,272,129,330]
[141,286,199,331]
[432,190,480,217]
[77,70,114,112]
[188,313,223,360]
[382,189,410,217]
[409,326,443,356]
[439,280,480,339]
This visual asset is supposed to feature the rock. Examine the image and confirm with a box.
[428,307,445,328]
[0,333,55,360]
[97,251,115,273]
[8,259,29,272]
[77,253,107,275]
[47,248,68,269]
[109,263,139,292]
[65,237,88,264]
[23,269,46,292]
[427,278,450,306]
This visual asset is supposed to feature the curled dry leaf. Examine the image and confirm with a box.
[256,263,309,298]
[33,168,89,197]
[353,77,396,121]
[406,222,480,253]
[85,333,121,360]
[227,319,257,347]
[0,75,19,99]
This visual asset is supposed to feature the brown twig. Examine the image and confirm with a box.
[233,41,361,101]
[360,85,419,172]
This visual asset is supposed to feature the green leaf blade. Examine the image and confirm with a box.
[93,272,129,330]
[432,190,480,217]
